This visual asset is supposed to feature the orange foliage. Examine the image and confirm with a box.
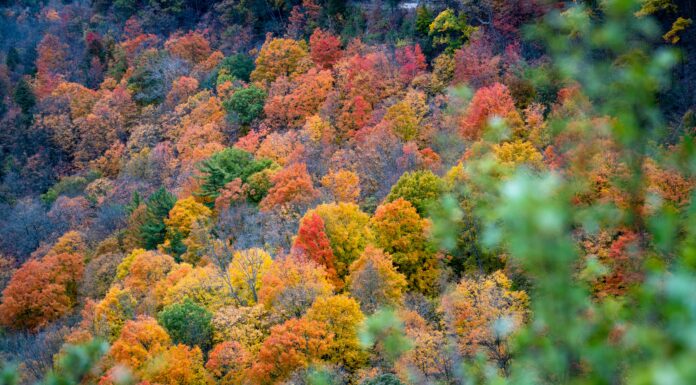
[0,252,84,330]
[258,255,333,318]
[165,31,212,64]
[110,316,172,371]
[246,318,333,385]
[259,163,318,211]
[460,82,519,140]
[321,169,361,203]
[264,68,334,129]
[206,341,250,385]
[166,76,200,107]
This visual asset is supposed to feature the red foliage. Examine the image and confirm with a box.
[396,44,427,84]
[454,32,501,89]
[310,29,343,69]
[292,213,340,287]
[460,82,518,139]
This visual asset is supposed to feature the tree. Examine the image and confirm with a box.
[460,82,520,140]
[140,187,177,249]
[383,101,421,142]
[222,85,267,125]
[0,252,84,331]
[110,316,172,371]
[440,271,528,373]
[206,341,250,385]
[302,203,373,278]
[395,44,427,84]
[165,31,212,64]
[259,163,319,211]
[197,148,273,205]
[321,169,361,203]
[143,344,213,385]
[157,264,229,311]
[250,37,309,84]
[211,305,276,353]
[386,170,445,216]
[263,68,333,129]
[228,248,273,305]
[163,197,212,258]
[158,298,213,350]
[361,374,405,385]
[492,140,544,170]
[371,198,439,295]
[428,9,476,52]
[218,53,255,82]
[258,255,333,318]
[13,78,36,114]
[247,318,333,385]
[309,29,342,69]
[306,295,367,370]
[93,286,137,342]
[120,249,175,306]
[347,246,407,314]
[292,213,340,287]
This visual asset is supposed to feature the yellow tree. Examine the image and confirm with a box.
[440,271,529,374]
[228,248,274,305]
[305,294,367,371]
[302,202,373,278]
[163,197,213,258]
[143,344,214,385]
[258,255,333,318]
[346,246,407,314]
[321,169,361,203]
[250,36,310,84]
[370,198,439,295]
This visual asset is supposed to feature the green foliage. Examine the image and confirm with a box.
[360,374,405,385]
[158,299,213,351]
[128,50,167,106]
[140,187,177,249]
[41,172,100,204]
[415,5,433,36]
[359,309,412,364]
[385,170,445,216]
[428,9,476,52]
[222,85,266,125]
[13,78,35,114]
[219,53,255,82]
[196,147,273,205]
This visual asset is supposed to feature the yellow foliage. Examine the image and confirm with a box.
[228,248,274,305]
[492,140,544,170]
[321,169,361,203]
[305,294,368,370]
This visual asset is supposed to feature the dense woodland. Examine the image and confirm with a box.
[0,0,695,384]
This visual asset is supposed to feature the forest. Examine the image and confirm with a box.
[0,0,695,384]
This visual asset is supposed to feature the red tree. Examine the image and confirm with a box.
[292,213,340,287]
[310,29,343,69]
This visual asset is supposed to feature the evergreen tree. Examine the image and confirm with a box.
[139,187,176,249]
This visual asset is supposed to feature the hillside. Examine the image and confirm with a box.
[0,0,695,384]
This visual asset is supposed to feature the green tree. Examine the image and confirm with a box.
[158,299,213,351]
[222,85,266,125]
[13,78,35,114]
[385,170,445,216]
[140,187,177,249]
[219,53,255,82]
[196,147,273,205]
